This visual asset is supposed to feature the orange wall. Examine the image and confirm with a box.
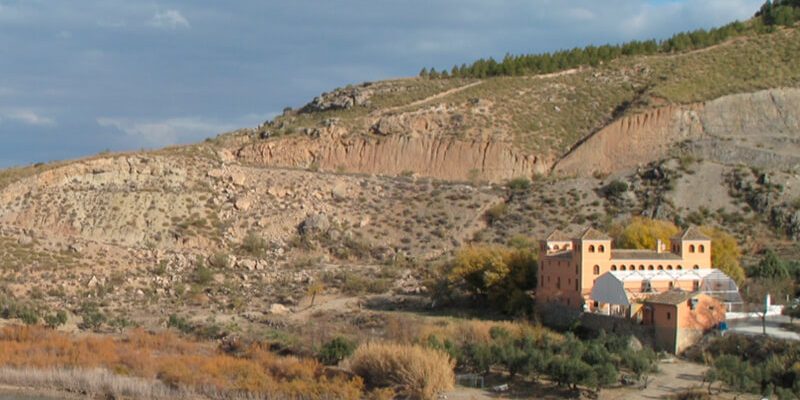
[647,294,725,353]
[539,237,712,311]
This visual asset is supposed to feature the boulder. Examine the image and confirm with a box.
[300,213,330,236]
[268,303,291,315]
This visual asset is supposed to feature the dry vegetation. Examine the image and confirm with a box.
[349,342,455,400]
[0,325,364,399]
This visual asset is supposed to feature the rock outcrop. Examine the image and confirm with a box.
[553,88,800,176]
[235,134,549,182]
[552,105,704,176]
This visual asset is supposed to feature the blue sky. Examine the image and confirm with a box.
[0,0,763,167]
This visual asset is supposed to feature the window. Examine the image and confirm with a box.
[620,265,627,271]
[575,280,579,291]
[665,265,672,270]
[666,312,671,320]
[593,265,600,275]
[575,264,579,274]
[598,245,605,253]
[699,245,705,253]
[689,244,695,253]
[648,265,654,270]
[669,282,674,289]
[588,245,595,253]
[611,265,617,271]
[639,265,645,271]
[657,265,663,270]
[557,277,561,289]
[676,266,683,270]
[693,265,700,270]
[677,265,683,270]
[693,280,699,290]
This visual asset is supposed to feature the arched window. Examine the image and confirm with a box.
[639,265,645,271]
[665,265,672,270]
[611,265,617,271]
[620,265,627,271]
[693,265,700,270]
[598,245,605,253]
[699,245,705,253]
[689,244,695,253]
[676,265,683,270]
[669,282,675,289]
[593,265,600,275]
[677,265,682,270]
[657,265,664,270]
[588,245,595,253]
[648,265,654,270]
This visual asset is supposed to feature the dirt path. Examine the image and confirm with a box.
[374,80,484,115]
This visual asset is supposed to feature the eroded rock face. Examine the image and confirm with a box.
[553,88,800,176]
[236,134,548,182]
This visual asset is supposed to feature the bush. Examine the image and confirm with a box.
[44,310,68,329]
[319,337,357,365]
[507,177,531,191]
[78,303,106,330]
[484,203,508,225]
[349,343,455,400]
[240,232,268,256]
[604,180,629,198]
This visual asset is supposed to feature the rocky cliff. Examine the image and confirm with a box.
[552,88,800,176]
[235,134,550,182]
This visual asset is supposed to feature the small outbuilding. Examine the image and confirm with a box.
[642,290,725,354]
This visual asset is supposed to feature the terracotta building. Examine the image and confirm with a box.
[642,291,725,354]
[537,227,713,311]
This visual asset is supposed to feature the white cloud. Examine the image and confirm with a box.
[0,108,56,126]
[149,9,190,29]
[98,117,227,146]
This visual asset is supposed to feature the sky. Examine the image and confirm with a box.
[0,0,763,167]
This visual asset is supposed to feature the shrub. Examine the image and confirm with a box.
[604,180,629,198]
[508,177,532,191]
[349,343,455,400]
[44,310,68,329]
[484,203,508,225]
[319,337,356,365]
[78,303,106,330]
[192,264,213,286]
[240,232,268,256]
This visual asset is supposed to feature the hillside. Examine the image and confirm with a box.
[0,15,798,399]
[220,26,800,183]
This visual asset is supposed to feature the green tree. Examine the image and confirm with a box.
[319,336,356,365]
[751,249,789,279]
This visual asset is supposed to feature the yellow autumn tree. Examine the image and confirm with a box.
[615,217,680,250]
[446,245,537,314]
[699,226,745,285]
